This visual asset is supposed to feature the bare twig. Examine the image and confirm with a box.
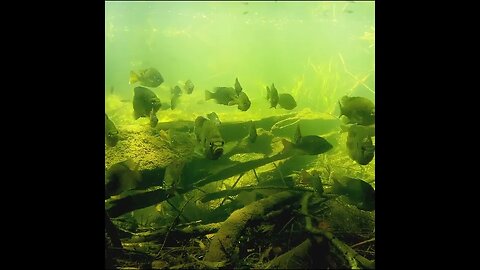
[272,163,286,186]
[219,172,245,206]
[279,216,296,234]
[301,193,375,269]
[351,238,375,248]
[338,52,375,95]
[253,169,259,183]
[156,196,195,258]
[165,200,190,223]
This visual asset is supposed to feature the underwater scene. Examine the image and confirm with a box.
[105,1,375,269]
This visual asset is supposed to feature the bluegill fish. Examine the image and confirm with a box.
[331,176,375,211]
[133,86,161,125]
[341,124,375,165]
[171,85,182,110]
[266,84,279,108]
[205,87,251,111]
[194,116,225,160]
[283,124,333,155]
[184,79,194,94]
[129,68,164,88]
[278,93,297,110]
[105,159,141,198]
[338,96,375,126]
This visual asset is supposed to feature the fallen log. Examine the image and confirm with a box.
[106,150,296,218]
[200,185,311,203]
[265,238,315,269]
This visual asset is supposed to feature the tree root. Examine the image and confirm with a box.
[204,191,301,263]
[301,193,375,269]
[265,238,314,269]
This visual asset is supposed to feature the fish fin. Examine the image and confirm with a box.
[129,71,139,85]
[205,90,212,100]
[338,100,343,118]
[281,138,295,154]
[228,99,239,106]
[294,124,302,144]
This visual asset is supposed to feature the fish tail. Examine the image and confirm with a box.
[266,86,271,100]
[129,71,139,85]
[205,90,212,100]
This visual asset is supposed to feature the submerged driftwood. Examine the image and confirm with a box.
[302,193,375,269]
[204,191,301,263]
[129,222,223,243]
[106,150,297,218]
[266,238,318,269]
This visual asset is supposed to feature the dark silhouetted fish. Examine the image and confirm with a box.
[129,68,164,88]
[278,93,297,110]
[171,85,182,110]
[297,169,324,194]
[230,92,251,111]
[105,159,141,198]
[133,86,161,122]
[338,96,375,126]
[283,125,333,155]
[206,87,251,111]
[184,79,194,94]
[331,176,375,211]
[266,84,279,108]
[342,124,375,165]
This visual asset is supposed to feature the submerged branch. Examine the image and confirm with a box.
[204,191,301,263]
[302,194,375,269]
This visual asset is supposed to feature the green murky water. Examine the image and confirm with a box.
[105,1,375,269]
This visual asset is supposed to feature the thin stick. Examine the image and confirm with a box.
[166,200,190,223]
[350,238,375,248]
[253,169,259,183]
[287,223,294,250]
[156,196,194,258]
[194,186,208,193]
[279,216,296,233]
[338,52,375,94]
[273,163,286,186]
[219,172,245,206]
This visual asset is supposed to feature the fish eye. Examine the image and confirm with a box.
[221,141,224,146]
